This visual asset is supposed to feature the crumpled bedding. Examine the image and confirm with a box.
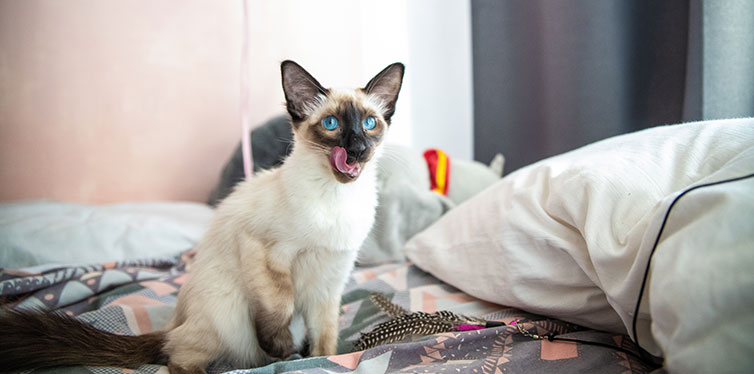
[1,251,651,373]
[0,201,213,269]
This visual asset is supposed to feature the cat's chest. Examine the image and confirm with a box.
[286,181,377,250]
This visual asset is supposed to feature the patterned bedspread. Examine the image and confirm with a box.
[0,251,652,373]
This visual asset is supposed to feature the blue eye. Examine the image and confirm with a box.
[363,116,376,130]
[322,116,338,130]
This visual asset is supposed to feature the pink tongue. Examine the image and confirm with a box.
[330,146,359,175]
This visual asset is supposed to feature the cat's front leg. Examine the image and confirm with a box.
[254,296,294,358]
[253,264,296,359]
[303,293,341,356]
[296,249,357,357]
[241,240,296,359]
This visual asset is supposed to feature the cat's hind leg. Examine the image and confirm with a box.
[164,285,269,371]
[163,322,216,374]
[168,361,207,374]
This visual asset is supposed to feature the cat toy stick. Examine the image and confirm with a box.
[240,0,254,179]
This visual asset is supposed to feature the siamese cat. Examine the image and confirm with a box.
[0,60,405,374]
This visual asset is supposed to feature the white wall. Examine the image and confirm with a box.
[243,0,412,147]
[405,0,474,160]
[244,0,473,159]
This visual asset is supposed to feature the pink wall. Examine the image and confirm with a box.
[0,0,245,203]
[0,0,471,204]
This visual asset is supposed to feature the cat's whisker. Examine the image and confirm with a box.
[274,136,295,144]
[379,152,407,163]
[297,138,331,155]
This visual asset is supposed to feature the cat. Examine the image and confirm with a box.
[0,60,405,374]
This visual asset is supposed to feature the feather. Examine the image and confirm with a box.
[370,293,408,318]
[355,293,500,350]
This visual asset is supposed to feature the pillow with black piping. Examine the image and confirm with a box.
[404,118,754,372]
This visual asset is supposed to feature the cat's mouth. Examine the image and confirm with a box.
[329,146,362,181]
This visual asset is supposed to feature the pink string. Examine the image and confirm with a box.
[240,0,253,179]
[453,324,485,332]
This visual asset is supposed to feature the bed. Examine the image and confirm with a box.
[2,118,753,373]
[0,242,650,374]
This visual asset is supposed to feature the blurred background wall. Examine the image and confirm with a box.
[0,0,473,203]
[2,0,752,204]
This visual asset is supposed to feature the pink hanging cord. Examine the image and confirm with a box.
[240,0,253,179]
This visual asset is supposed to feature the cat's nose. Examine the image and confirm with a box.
[345,141,367,163]
[346,145,366,164]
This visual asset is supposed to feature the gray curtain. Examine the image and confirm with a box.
[472,0,754,173]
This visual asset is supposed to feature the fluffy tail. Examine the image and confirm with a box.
[0,308,167,372]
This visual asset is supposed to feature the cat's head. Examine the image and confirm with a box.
[281,60,404,183]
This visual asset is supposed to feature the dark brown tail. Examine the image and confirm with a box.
[0,308,167,372]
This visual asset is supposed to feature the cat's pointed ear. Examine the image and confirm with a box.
[364,63,405,122]
[281,60,328,122]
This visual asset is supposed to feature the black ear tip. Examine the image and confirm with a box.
[280,60,303,73]
[381,63,405,82]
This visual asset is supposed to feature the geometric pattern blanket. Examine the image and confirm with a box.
[0,251,652,373]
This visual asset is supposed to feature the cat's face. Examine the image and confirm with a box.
[281,61,404,183]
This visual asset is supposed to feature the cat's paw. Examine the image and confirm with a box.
[257,327,294,359]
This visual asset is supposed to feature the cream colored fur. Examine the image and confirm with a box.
[162,106,385,373]
[158,60,404,373]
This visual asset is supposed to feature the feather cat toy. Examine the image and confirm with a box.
[356,293,505,350]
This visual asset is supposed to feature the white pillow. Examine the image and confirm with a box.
[648,164,754,372]
[0,201,213,268]
[404,118,754,371]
